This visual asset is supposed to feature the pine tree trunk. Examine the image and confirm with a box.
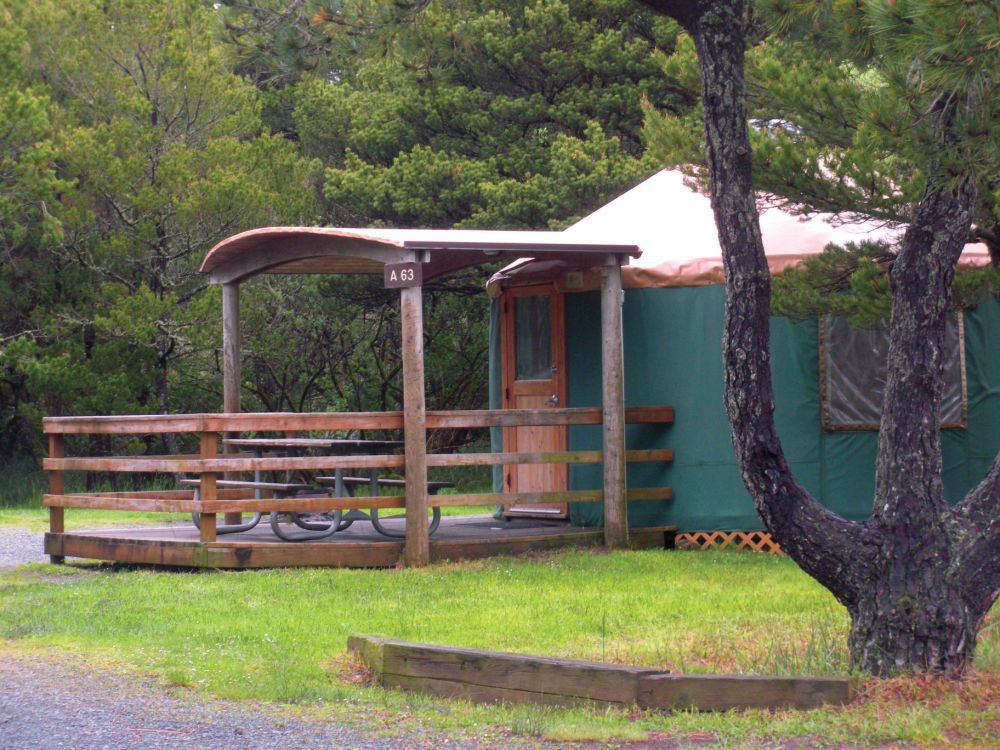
[851,173,980,675]
[639,0,1000,676]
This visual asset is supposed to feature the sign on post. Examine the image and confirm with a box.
[384,262,423,289]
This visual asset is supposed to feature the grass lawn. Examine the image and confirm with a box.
[1,545,997,748]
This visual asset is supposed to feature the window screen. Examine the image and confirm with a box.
[514,295,551,380]
[820,313,967,430]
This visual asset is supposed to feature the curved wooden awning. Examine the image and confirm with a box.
[200,226,641,284]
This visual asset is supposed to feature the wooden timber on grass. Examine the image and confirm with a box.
[348,636,856,712]
[43,518,679,569]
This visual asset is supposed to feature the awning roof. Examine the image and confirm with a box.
[200,226,641,284]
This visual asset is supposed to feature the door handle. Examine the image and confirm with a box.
[548,394,559,405]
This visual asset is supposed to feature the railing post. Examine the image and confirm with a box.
[199,431,217,543]
[401,283,429,567]
[222,283,243,526]
[48,434,65,564]
[601,255,628,549]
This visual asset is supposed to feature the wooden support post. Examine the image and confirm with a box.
[401,283,429,567]
[601,256,628,549]
[48,434,65,564]
[222,283,242,525]
[199,432,218,543]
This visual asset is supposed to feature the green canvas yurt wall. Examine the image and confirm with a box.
[489,288,1000,533]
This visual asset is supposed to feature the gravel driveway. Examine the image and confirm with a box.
[0,532,704,750]
[0,528,49,569]
[0,652,511,750]
[0,531,561,750]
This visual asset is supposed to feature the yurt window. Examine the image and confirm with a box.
[820,313,967,430]
[515,295,552,380]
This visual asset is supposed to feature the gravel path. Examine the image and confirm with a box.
[0,532,848,749]
[0,528,49,569]
[0,532,561,750]
[0,653,510,750]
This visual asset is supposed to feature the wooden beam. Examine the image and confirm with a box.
[427,449,673,467]
[43,448,673,474]
[601,256,627,549]
[400,283,429,567]
[425,487,673,506]
[221,283,241,414]
[349,637,855,711]
[46,523,675,569]
[48,434,65,564]
[638,673,855,712]
[41,486,673,514]
[44,494,201,512]
[43,406,674,435]
[43,412,409,434]
[371,638,660,705]
[198,432,217,543]
[222,282,243,525]
[623,406,674,424]
[44,454,407,473]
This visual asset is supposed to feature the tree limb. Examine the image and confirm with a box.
[952,451,1000,626]
[643,0,873,605]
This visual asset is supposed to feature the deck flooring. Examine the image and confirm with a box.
[45,515,677,569]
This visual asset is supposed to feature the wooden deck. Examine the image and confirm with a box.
[44,516,678,569]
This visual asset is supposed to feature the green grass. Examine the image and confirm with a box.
[1,549,996,747]
[0,457,48,509]
[0,459,191,530]
[0,507,191,532]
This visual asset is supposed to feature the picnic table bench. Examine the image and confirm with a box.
[180,478,316,535]
[179,437,454,540]
[315,476,454,538]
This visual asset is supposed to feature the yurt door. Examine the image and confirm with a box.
[501,285,568,518]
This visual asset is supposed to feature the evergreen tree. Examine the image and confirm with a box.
[644,0,1000,266]
[4,0,320,454]
[224,0,690,228]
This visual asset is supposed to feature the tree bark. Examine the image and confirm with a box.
[853,175,983,675]
[640,0,1000,676]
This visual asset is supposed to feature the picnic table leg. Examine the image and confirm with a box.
[254,448,263,498]
[320,467,355,532]
[371,488,442,538]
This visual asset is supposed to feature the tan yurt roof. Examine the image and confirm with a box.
[487,170,991,293]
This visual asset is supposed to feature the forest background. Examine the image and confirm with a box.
[1,0,997,473]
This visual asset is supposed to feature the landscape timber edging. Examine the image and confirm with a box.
[347,635,856,712]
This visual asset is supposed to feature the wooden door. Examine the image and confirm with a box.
[501,285,567,518]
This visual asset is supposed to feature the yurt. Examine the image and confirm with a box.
[487,171,999,542]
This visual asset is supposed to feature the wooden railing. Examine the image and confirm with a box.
[42,407,673,554]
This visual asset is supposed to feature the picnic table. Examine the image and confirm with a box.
[221,437,405,541]
[184,436,453,541]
